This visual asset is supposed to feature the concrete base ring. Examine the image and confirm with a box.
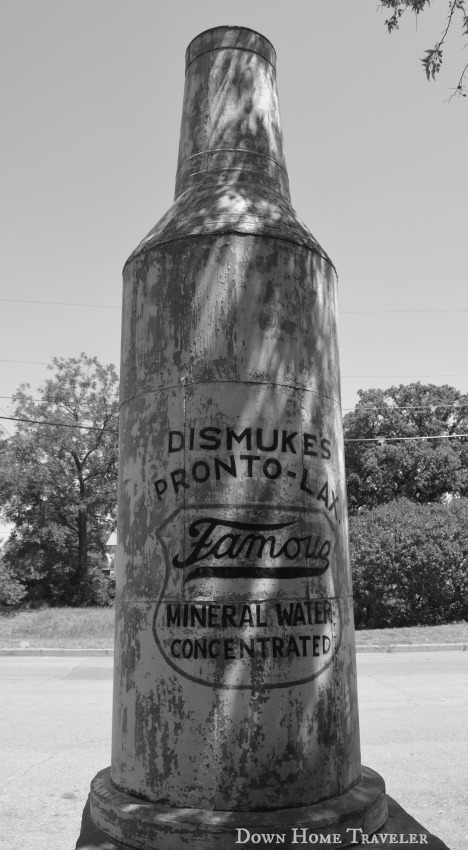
[90,765,388,849]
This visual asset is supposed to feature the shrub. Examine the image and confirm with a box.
[349,498,468,628]
[0,556,27,606]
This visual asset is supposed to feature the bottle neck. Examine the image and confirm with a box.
[174,27,291,201]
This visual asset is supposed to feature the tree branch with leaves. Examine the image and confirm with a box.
[379,0,468,99]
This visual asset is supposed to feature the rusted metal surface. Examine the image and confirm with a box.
[90,24,387,848]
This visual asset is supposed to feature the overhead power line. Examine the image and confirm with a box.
[342,404,468,411]
[0,395,43,401]
[0,298,120,309]
[345,434,468,442]
[1,297,468,315]
[342,373,468,378]
[0,359,49,365]
[0,415,115,432]
[0,414,466,442]
[1,395,467,412]
[2,361,468,378]
[340,309,468,314]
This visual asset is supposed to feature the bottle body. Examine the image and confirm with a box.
[110,24,362,813]
[111,226,361,808]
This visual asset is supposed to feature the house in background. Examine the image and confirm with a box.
[0,522,13,554]
[104,531,117,576]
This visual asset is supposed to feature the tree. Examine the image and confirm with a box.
[344,383,468,514]
[0,354,119,605]
[350,498,468,628]
[380,0,468,98]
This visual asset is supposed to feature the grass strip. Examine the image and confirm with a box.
[0,607,467,649]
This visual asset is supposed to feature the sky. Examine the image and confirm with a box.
[0,0,467,436]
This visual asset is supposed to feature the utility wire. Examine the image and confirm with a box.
[345,434,468,442]
[0,298,120,309]
[0,359,49,365]
[2,395,468,412]
[342,404,468,411]
[0,414,466,442]
[0,415,115,432]
[2,297,468,315]
[2,360,468,378]
[340,309,468,314]
[342,373,468,378]
[0,395,42,401]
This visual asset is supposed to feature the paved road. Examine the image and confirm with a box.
[0,652,466,850]
[357,653,467,850]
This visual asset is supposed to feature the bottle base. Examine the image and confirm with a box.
[90,765,388,849]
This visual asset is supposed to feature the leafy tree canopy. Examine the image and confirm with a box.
[0,354,119,605]
[380,0,468,98]
[344,382,468,513]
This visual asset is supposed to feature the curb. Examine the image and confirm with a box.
[0,647,114,656]
[356,642,468,653]
[0,644,467,656]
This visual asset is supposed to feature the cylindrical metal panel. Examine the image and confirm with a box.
[91,25,387,848]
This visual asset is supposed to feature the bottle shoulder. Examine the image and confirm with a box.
[124,183,334,269]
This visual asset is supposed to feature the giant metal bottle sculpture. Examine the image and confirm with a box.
[90,26,387,849]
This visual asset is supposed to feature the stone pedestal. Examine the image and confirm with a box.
[90,766,385,849]
[78,792,450,849]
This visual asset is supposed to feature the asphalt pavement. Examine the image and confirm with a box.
[0,652,466,850]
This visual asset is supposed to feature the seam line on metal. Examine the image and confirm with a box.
[177,148,288,175]
[119,382,342,410]
[125,231,337,274]
[186,46,277,73]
